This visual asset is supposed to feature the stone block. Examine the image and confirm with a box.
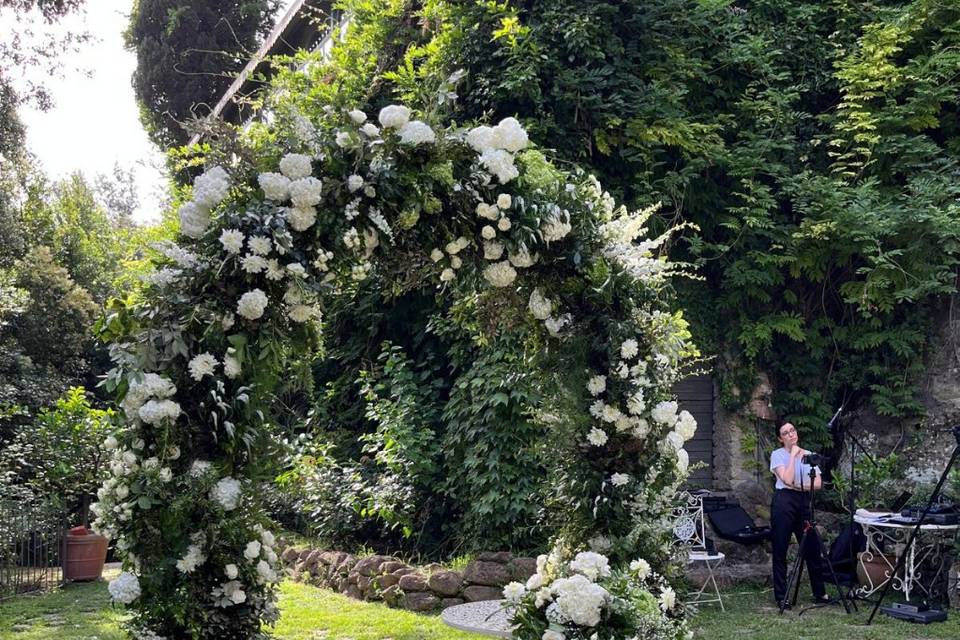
[375,574,400,589]
[401,591,440,612]
[441,597,465,609]
[464,560,511,586]
[380,560,407,573]
[476,551,513,563]
[508,557,537,581]
[354,554,395,576]
[398,573,429,591]
[428,570,463,596]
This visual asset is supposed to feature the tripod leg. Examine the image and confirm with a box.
[779,529,807,613]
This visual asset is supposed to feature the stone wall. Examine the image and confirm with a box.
[278,542,536,613]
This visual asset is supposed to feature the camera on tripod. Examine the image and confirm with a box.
[802,453,824,466]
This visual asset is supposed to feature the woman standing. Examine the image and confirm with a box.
[769,421,831,608]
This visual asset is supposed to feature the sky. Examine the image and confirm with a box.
[8,1,167,224]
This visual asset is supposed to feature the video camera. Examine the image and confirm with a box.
[802,453,825,467]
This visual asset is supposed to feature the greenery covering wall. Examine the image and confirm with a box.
[264,0,960,451]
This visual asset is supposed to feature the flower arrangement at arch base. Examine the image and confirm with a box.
[504,545,688,640]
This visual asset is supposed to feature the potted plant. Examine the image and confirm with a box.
[0,387,113,580]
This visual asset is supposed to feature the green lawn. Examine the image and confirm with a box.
[1,575,958,640]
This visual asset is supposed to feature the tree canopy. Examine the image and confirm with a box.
[126,0,281,149]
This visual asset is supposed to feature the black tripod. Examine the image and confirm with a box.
[867,425,960,624]
[778,464,855,615]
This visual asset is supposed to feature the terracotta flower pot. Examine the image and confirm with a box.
[64,526,108,581]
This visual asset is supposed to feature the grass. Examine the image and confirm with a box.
[692,582,960,640]
[1,574,959,639]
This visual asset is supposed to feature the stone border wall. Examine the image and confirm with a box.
[277,541,536,613]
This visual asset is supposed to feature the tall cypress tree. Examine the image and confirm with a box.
[125,0,280,149]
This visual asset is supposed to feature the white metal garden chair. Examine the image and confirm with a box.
[672,491,725,610]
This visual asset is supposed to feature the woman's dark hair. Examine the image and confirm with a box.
[776,421,794,437]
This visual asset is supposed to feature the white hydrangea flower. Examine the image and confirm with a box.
[545,313,572,337]
[542,213,572,243]
[491,116,529,152]
[192,166,231,209]
[187,353,218,381]
[210,477,242,510]
[528,288,552,320]
[224,352,241,379]
[138,399,181,425]
[569,551,611,581]
[586,427,608,447]
[258,172,291,201]
[189,460,212,477]
[286,205,317,231]
[586,375,606,396]
[378,104,411,129]
[550,573,608,626]
[651,400,679,426]
[108,571,141,604]
[480,148,519,183]
[610,473,630,487]
[286,263,306,278]
[237,289,269,321]
[502,582,526,603]
[289,176,323,208]
[278,153,313,180]
[483,241,505,261]
[398,120,436,145]
[466,125,495,153]
[664,430,684,452]
[347,174,364,192]
[483,260,517,287]
[244,540,262,560]
[497,193,512,209]
[178,201,210,239]
[348,109,367,124]
[219,229,244,254]
[676,410,697,441]
[620,338,640,359]
[677,447,689,473]
[256,559,277,584]
[542,631,564,640]
[104,435,118,450]
[508,246,536,268]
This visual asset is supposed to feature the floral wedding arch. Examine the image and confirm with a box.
[92,89,699,638]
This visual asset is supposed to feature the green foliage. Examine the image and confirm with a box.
[126,0,280,148]
[377,0,960,442]
[0,387,112,525]
[441,332,546,551]
[6,246,98,368]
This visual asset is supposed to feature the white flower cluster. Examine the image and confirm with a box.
[188,353,218,381]
[568,552,611,582]
[398,120,436,145]
[210,476,242,510]
[152,241,200,268]
[219,229,244,254]
[237,289,269,321]
[599,204,672,282]
[212,580,247,607]
[467,117,529,184]
[378,104,411,129]
[528,289,553,320]
[108,571,141,604]
[179,166,230,238]
[278,153,312,180]
[483,260,517,287]
[122,373,177,421]
[548,574,609,627]
[176,534,206,574]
